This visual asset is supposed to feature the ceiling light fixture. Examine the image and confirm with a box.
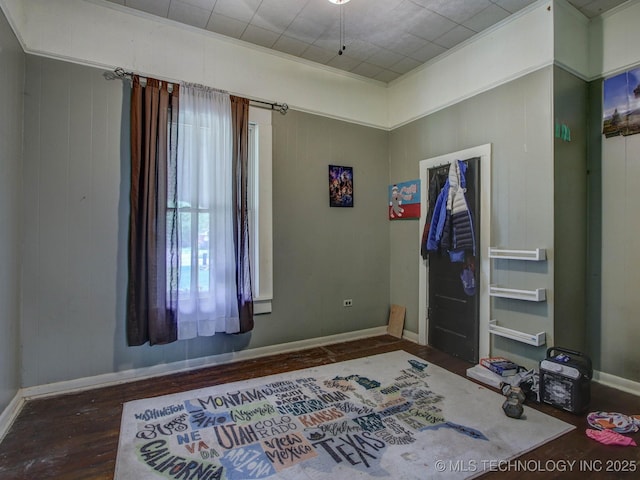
[328,0,350,55]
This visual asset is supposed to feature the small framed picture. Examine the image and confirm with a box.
[389,179,420,220]
[329,165,353,207]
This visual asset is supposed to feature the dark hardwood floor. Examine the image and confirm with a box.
[0,335,638,479]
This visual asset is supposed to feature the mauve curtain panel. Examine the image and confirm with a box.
[126,76,180,346]
[231,95,254,333]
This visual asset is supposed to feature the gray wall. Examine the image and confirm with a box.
[268,110,390,343]
[20,55,390,388]
[552,66,588,351]
[389,67,555,368]
[596,83,640,383]
[0,8,24,413]
[13,52,640,389]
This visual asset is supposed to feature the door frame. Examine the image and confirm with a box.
[418,144,492,361]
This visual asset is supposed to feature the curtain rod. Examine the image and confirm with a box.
[113,67,289,115]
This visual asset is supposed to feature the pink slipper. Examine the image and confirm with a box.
[586,428,637,447]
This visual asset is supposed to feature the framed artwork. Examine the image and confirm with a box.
[329,165,353,207]
[389,179,420,219]
[603,67,640,138]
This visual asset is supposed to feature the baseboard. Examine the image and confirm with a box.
[402,329,419,343]
[20,326,388,401]
[0,392,26,444]
[401,335,639,396]
[593,370,640,397]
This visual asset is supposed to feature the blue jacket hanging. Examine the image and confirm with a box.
[426,160,476,260]
[426,178,449,252]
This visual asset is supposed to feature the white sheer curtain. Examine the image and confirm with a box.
[176,84,240,338]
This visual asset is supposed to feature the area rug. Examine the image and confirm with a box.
[115,350,574,479]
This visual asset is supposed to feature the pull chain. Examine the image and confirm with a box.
[338,5,346,55]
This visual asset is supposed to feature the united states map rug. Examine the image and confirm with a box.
[115,350,573,479]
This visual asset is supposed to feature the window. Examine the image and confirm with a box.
[169,105,273,318]
[126,78,271,345]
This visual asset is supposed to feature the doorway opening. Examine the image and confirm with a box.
[418,144,492,361]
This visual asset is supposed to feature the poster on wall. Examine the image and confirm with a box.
[603,67,640,138]
[388,179,420,220]
[329,165,354,207]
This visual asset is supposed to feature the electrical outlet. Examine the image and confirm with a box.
[343,299,353,307]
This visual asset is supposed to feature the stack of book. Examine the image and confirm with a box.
[466,356,520,389]
[480,356,519,376]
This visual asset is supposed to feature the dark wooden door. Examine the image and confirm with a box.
[428,157,480,364]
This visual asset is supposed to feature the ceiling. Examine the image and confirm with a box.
[104,0,628,83]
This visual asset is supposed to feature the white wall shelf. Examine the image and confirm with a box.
[489,320,546,346]
[489,285,546,302]
[488,247,546,261]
